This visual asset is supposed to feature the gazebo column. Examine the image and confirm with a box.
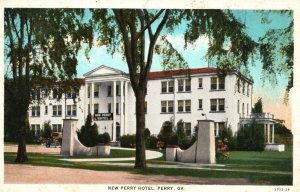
[267,123,270,144]
[272,124,275,144]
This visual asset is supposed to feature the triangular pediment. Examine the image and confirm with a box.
[83,65,126,77]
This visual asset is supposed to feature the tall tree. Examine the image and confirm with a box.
[252,98,263,113]
[91,9,257,168]
[4,9,93,162]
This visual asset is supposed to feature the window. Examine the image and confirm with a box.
[211,77,225,90]
[67,89,77,99]
[108,103,111,113]
[198,99,203,110]
[247,84,250,96]
[168,81,174,93]
[242,103,245,116]
[116,84,120,96]
[88,86,90,98]
[178,79,191,92]
[211,77,217,90]
[31,106,40,117]
[94,104,98,115]
[184,122,192,137]
[242,81,245,94]
[214,122,225,137]
[237,79,240,93]
[211,99,225,112]
[161,82,167,93]
[185,79,191,91]
[219,77,225,90]
[219,99,225,111]
[210,99,217,111]
[116,103,119,114]
[178,79,184,92]
[45,106,48,115]
[237,100,240,114]
[161,101,173,113]
[67,105,77,116]
[178,100,191,112]
[161,81,174,93]
[52,124,62,132]
[168,101,174,112]
[31,89,40,100]
[185,100,191,112]
[247,103,249,115]
[178,100,184,112]
[53,105,62,116]
[107,85,112,96]
[31,124,41,136]
[94,86,99,97]
[161,101,167,113]
[52,88,61,99]
[198,78,203,88]
[88,104,90,114]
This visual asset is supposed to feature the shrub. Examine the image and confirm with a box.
[237,121,265,151]
[217,125,237,151]
[26,130,38,144]
[175,120,194,149]
[216,139,230,163]
[165,133,178,146]
[120,134,136,148]
[146,135,158,149]
[98,132,111,144]
[158,121,175,148]
[144,128,151,139]
[179,137,194,149]
[77,114,99,147]
[42,120,52,139]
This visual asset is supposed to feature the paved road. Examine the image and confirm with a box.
[4,164,251,184]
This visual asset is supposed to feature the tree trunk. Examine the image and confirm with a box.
[15,112,28,163]
[134,88,146,168]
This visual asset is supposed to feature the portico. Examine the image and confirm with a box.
[83,65,130,142]
[240,113,276,144]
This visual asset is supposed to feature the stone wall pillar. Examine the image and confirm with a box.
[196,120,216,164]
[61,119,78,156]
[166,146,177,161]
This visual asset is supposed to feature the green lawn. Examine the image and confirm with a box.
[4,147,293,185]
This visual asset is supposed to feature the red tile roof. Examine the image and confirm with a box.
[147,67,218,79]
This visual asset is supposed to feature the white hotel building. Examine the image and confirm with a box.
[29,65,276,144]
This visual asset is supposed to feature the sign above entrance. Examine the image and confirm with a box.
[94,113,113,121]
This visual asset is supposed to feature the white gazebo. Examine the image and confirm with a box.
[240,113,284,151]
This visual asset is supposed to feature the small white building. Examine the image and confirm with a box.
[28,65,275,143]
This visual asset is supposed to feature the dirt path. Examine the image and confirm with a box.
[5,164,251,185]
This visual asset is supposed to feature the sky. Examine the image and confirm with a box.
[2,9,292,129]
[75,10,292,129]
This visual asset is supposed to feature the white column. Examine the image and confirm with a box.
[272,124,275,144]
[113,81,117,141]
[267,124,270,144]
[84,83,88,116]
[120,81,124,137]
[91,82,94,116]
[173,78,177,124]
[124,81,128,135]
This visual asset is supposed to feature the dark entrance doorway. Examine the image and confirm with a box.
[116,122,120,141]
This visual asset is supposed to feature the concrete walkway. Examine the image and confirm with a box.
[60,147,163,162]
